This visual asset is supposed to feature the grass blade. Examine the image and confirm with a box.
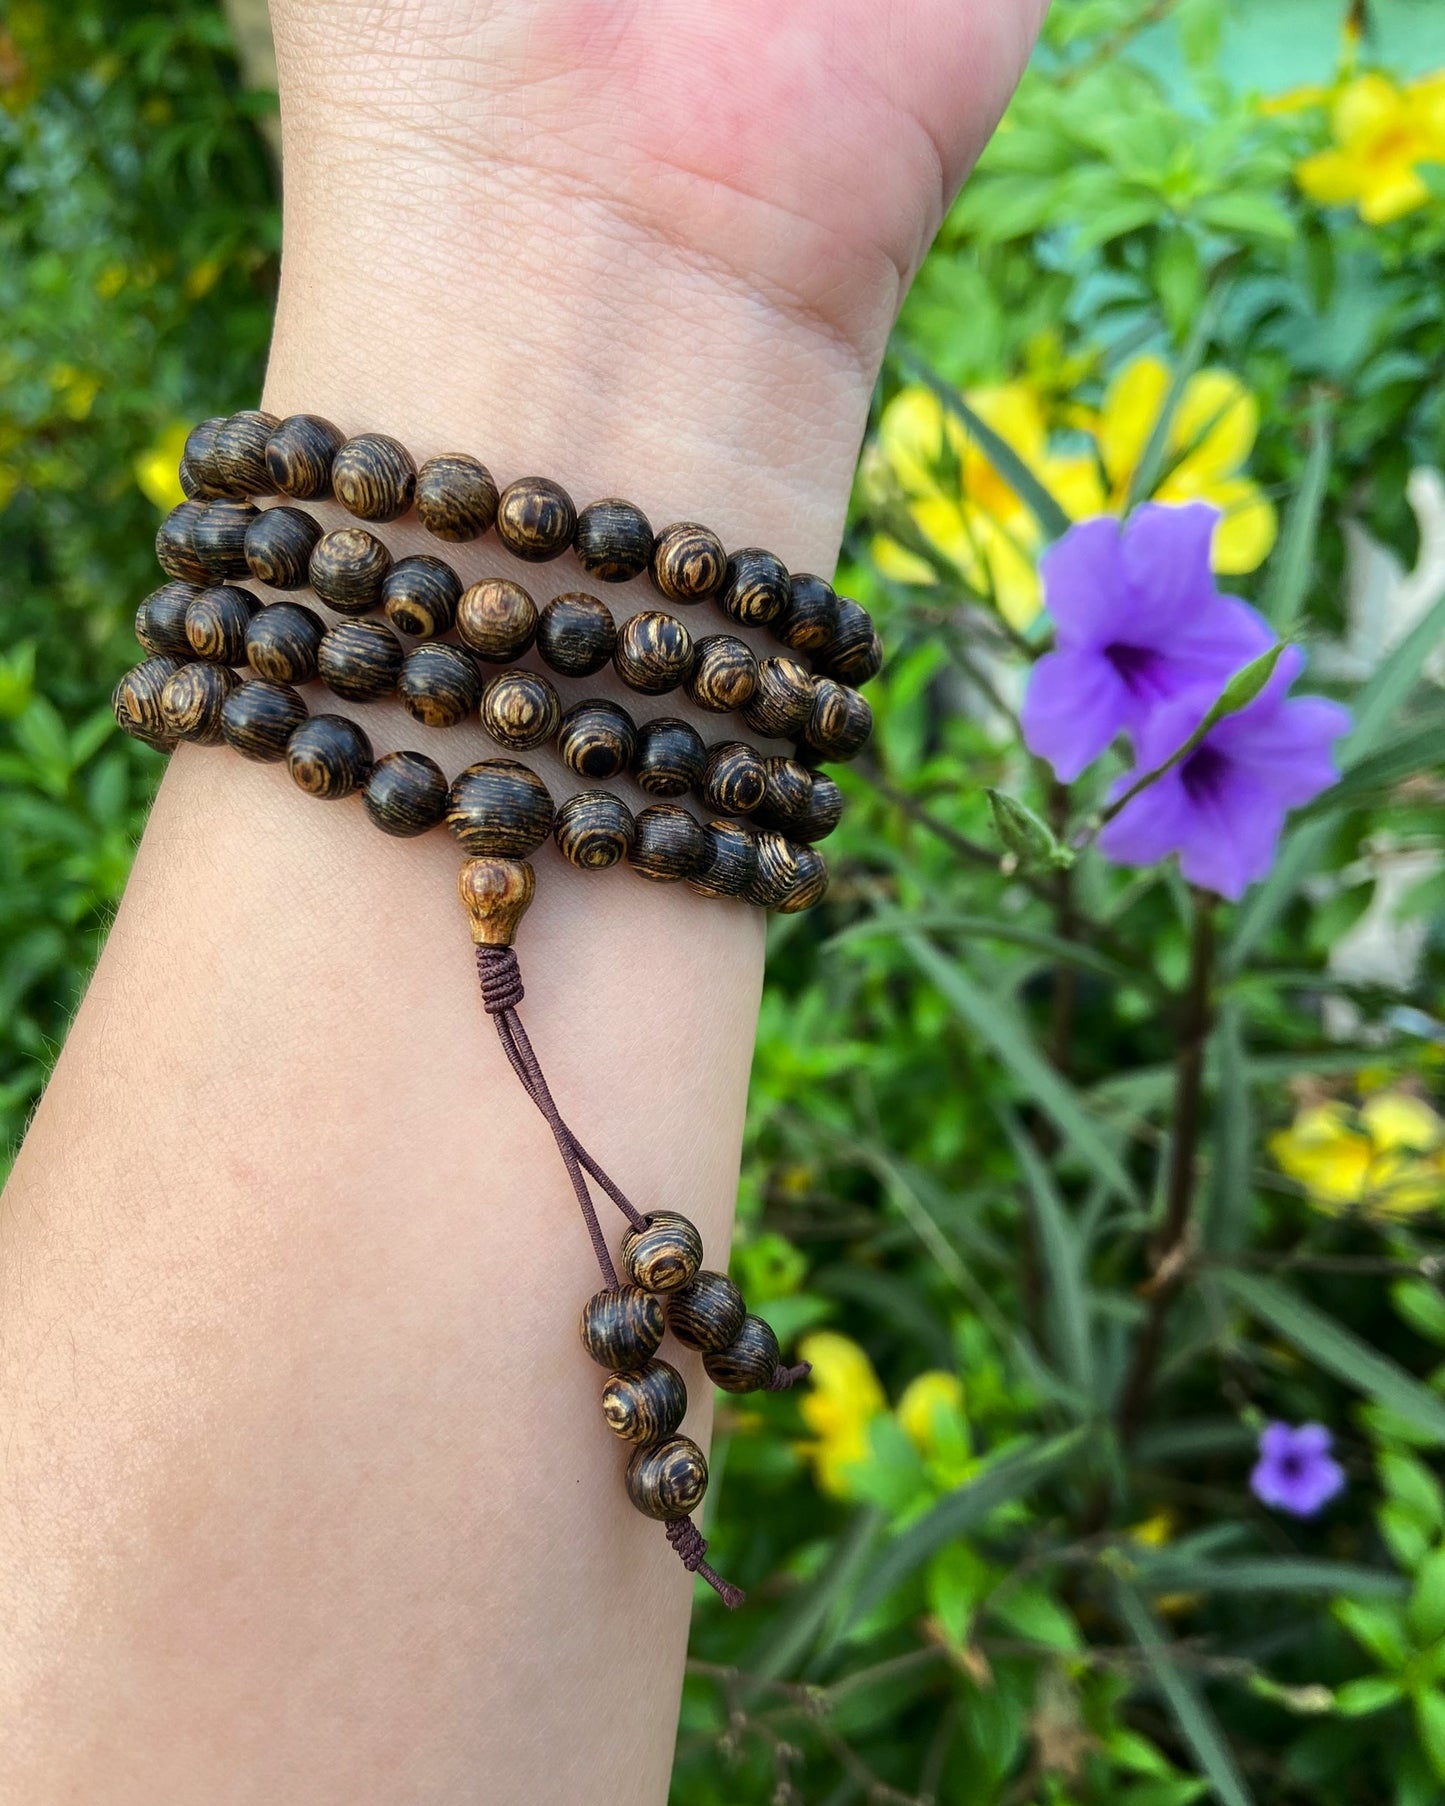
[1139,1555,1405,1598]
[1203,999,1253,1254]
[1264,393,1334,633]
[1000,1107,1097,1400]
[831,907,1145,989]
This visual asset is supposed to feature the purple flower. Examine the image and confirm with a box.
[1250,1421,1346,1517]
[1022,503,1274,783]
[1097,646,1351,899]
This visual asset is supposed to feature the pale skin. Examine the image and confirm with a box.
[0,4,1046,1800]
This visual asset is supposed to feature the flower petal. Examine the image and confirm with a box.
[1097,768,1195,869]
[1038,515,1131,645]
[1213,692,1351,807]
[1119,502,1222,634]
[1174,768,1286,900]
[1096,355,1169,494]
[1021,646,1134,781]
[1169,370,1258,487]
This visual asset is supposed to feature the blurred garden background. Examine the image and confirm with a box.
[5,1,1445,1801]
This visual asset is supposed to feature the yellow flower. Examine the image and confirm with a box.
[1296,72,1445,224]
[48,363,99,422]
[897,1369,971,1488]
[1269,1092,1445,1217]
[796,1332,887,1499]
[133,421,192,512]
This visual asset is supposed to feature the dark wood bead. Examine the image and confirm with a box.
[665,1270,745,1352]
[245,600,326,684]
[686,634,757,714]
[134,581,198,658]
[754,755,813,831]
[219,677,307,762]
[286,712,373,800]
[575,498,653,582]
[557,698,637,781]
[630,804,707,882]
[701,740,767,816]
[364,749,449,837]
[801,677,873,761]
[481,669,561,750]
[265,414,345,500]
[160,660,238,744]
[112,656,183,752]
[398,642,481,727]
[332,432,416,522]
[554,789,635,869]
[688,820,760,900]
[793,771,845,843]
[447,759,555,856]
[536,591,616,678]
[703,1314,781,1393]
[613,610,693,695]
[192,499,260,580]
[209,410,279,496]
[580,1285,665,1369]
[317,619,404,702]
[601,1360,687,1445]
[719,546,789,626]
[821,597,883,685]
[178,456,208,500]
[382,555,463,639]
[742,656,816,739]
[774,571,839,653]
[456,578,538,662]
[775,844,829,913]
[625,1435,708,1520]
[415,452,498,542]
[496,476,576,562]
[181,416,228,497]
[621,1211,703,1293]
[308,527,393,616]
[650,521,726,604]
[185,585,257,665]
[633,716,706,798]
[155,501,210,583]
[242,505,322,590]
[745,831,800,906]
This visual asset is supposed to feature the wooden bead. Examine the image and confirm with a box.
[181,416,228,497]
[398,642,481,727]
[364,749,449,837]
[537,591,616,678]
[264,412,345,500]
[554,790,635,869]
[822,597,883,685]
[456,578,537,662]
[575,498,654,582]
[243,505,322,590]
[192,499,259,579]
[686,634,757,713]
[601,1360,687,1445]
[415,452,498,542]
[580,1285,665,1369]
[666,1269,745,1352]
[317,619,404,701]
[613,610,693,695]
[801,677,873,761]
[285,712,373,800]
[774,571,839,654]
[793,771,845,843]
[704,1314,780,1393]
[754,755,813,831]
[155,501,210,583]
[160,660,238,744]
[332,432,416,522]
[557,698,637,781]
[481,669,561,750]
[742,656,815,738]
[630,804,707,882]
[309,527,392,616]
[447,759,555,856]
[210,409,279,496]
[621,1211,703,1293]
[245,600,325,684]
[625,1435,708,1520]
[719,546,789,626]
[701,740,767,815]
[112,656,182,751]
[688,820,760,900]
[185,585,257,664]
[496,476,576,562]
[382,555,463,639]
[633,716,706,798]
[219,677,308,762]
[178,455,211,500]
[650,521,726,604]
[134,581,197,658]
[745,830,800,906]
[775,844,829,913]
[457,856,536,946]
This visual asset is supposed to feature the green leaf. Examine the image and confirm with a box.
[1413,1689,1445,1784]
[1395,1281,1445,1349]
[753,1507,884,1681]
[1124,286,1223,513]
[1204,999,1253,1253]
[989,1581,1081,1651]
[1336,1599,1410,1669]
[1298,711,1445,821]
[1334,1675,1405,1716]
[1000,1109,1096,1399]
[1409,1549,1445,1646]
[1139,1556,1406,1599]
[1263,394,1334,633]
[1381,1451,1445,1534]
[1382,1504,1435,1572]
[831,909,1147,990]
[1195,192,1296,241]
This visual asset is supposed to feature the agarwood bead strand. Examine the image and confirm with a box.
[556,698,637,782]
[134,581,197,659]
[398,642,482,728]
[496,476,576,562]
[264,413,345,499]
[553,789,635,869]
[243,505,323,590]
[415,453,499,542]
[364,748,450,837]
[331,432,416,523]
[160,661,238,744]
[316,618,405,702]
[632,716,706,799]
[309,527,392,616]
[382,555,463,640]
[220,676,308,762]
[192,499,258,581]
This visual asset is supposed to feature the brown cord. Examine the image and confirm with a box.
[666,1518,744,1610]
[768,1361,812,1391]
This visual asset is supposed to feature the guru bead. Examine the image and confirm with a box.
[210,409,278,496]
[686,634,757,714]
[317,618,404,702]
[186,585,257,664]
[580,1285,666,1369]
[601,1360,687,1445]
[557,697,637,781]
[481,669,561,750]
[398,642,481,727]
[192,499,258,580]
[536,591,616,678]
[285,712,373,800]
[822,597,883,685]
[574,497,654,582]
[382,555,463,640]
[630,805,707,883]
[665,1269,745,1353]
[245,600,325,684]
[415,452,498,542]
[243,505,322,590]
[496,475,576,562]
[793,770,845,843]
[309,527,392,616]
[650,521,726,605]
[112,655,182,751]
[456,578,537,663]
[620,1211,703,1293]
[703,1315,781,1394]
[363,749,449,838]
[745,831,800,907]
[134,581,197,658]
[688,820,759,900]
[632,716,706,798]
[742,655,815,739]
[331,431,416,522]
[801,676,873,761]
[554,790,635,869]
[219,677,308,762]
[719,546,789,626]
[264,412,345,499]
[701,740,767,816]
[160,660,237,744]
[155,501,210,583]
[776,844,829,913]
[772,571,838,653]
[625,1436,708,1520]
[447,759,555,856]
[613,610,693,695]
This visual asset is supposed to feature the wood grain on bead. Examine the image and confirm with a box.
[219,677,308,762]
[632,716,706,798]
[613,610,693,695]
[308,527,392,616]
[447,759,555,857]
[601,1360,686,1445]
[801,676,873,761]
[650,521,726,604]
[243,505,322,590]
[210,409,278,496]
[620,1211,703,1293]
[754,756,813,831]
[364,749,449,837]
[772,571,840,653]
[456,578,537,662]
[181,416,227,497]
[481,669,561,750]
[185,586,256,665]
[742,655,815,739]
[718,546,789,626]
[624,1436,708,1521]
[317,619,404,702]
[331,432,416,523]
[554,790,634,869]
[574,498,653,582]
[285,712,373,800]
[415,452,498,542]
[745,830,800,907]
[665,1269,745,1352]
[192,499,259,580]
[820,597,883,685]
[630,804,707,883]
[382,555,463,639]
[496,476,576,562]
[457,856,536,946]
[245,600,325,684]
[701,741,767,816]
[557,698,637,781]
[793,771,845,843]
[112,656,182,751]
[703,1314,781,1393]
[687,820,760,900]
[160,661,238,744]
[775,844,829,913]
[155,501,210,583]
[264,412,344,500]
[397,643,481,727]
[686,634,757,714]
[134,581,197,658]
[536,591,616,678]
[579,1286,665,1370]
